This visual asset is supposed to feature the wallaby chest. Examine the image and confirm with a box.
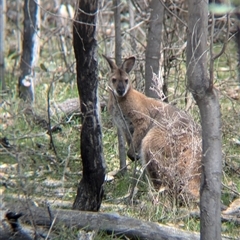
[108,93,134,142]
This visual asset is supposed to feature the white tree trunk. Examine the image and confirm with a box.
[18,0,40,102]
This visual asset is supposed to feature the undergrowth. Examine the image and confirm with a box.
[1,2,240,239]
[1,47,240,239]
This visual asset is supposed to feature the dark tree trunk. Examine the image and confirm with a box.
[18,0,40,102]
[187,1,222,239]
[72,0,105,212]
[113,0,127,173]
[145,0,164,98]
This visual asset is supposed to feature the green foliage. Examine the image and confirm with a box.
[222,222,240,238]
[48,225,80,240]
[209,3,235,14]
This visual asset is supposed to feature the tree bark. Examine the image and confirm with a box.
[18,0,40,102]
[72,0,105,212]
[129,1,136,52]
[113,0,127,173]
[145,0,164,98]
[186,1,222,239]
[0,0,5,92]
[235,14,240,85]
[113,0,122,66]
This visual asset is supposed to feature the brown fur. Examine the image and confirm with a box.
[103,55,201,200]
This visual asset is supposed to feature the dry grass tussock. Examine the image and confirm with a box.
[140,103,202,204]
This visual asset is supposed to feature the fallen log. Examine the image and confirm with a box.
[52,97,81,117]
[52,97,107,118]
[5,201,200,240]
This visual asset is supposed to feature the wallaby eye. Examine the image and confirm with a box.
[125,79,128,84]
[112,78,117,84]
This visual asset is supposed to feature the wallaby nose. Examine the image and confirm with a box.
[117,82,126,96]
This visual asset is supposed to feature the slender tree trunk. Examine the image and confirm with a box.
[128,1,143,90]
[0,0,5,92]
[129,1,136,52]
[72,0,105,212]
[186,1,222,239]
[145,0,164,98]
[18,0,40,103]
[117,128,126,172]
[113,0,127,173]
[235,14,240,85]
[113,0,121,65]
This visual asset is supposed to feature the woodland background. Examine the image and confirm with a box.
[0,0,240,239]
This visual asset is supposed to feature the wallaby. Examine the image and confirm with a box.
[103,55,201,200]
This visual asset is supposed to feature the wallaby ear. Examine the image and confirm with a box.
[102,55,117,72]
[121,56,135,74]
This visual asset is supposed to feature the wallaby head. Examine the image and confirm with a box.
[103,55,135,97]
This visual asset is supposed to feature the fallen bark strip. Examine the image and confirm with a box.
[6,202,200,240]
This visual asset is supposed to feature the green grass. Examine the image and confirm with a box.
[2,52,240,239]
[1,60,240,240]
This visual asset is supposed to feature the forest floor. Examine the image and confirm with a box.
[1,65,240,239]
